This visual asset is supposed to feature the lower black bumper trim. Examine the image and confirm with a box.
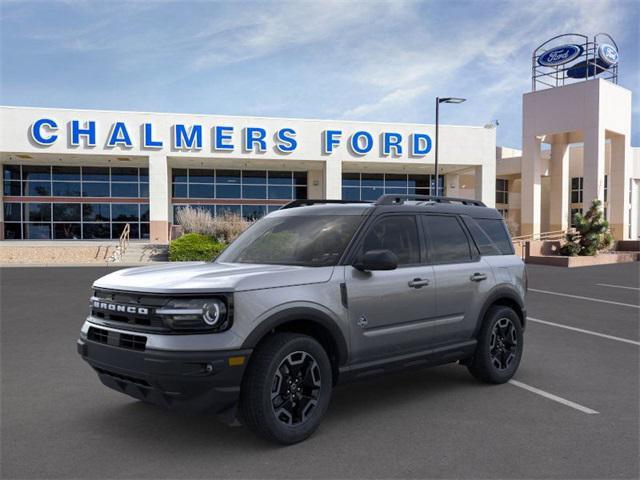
[78,338,251,414]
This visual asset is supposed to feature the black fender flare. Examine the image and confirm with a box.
[241,307,349,366]
[475,285,527,336]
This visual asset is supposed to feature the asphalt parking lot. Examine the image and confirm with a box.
[1,263,638,479]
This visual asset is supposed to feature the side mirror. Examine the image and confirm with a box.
[353,249,398,271]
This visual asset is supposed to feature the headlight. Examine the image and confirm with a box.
[156,298,230,332]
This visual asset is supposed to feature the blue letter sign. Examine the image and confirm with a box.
[173,124,203,150]
[107,122,132,148]
[244,127,267,152]
[275,128,297,152]
[383,132,403,156]
[214,126,234,151]
[143,123,163,148]
[350,131,373,155]
[411,133,432,156]
[70,120,96,147]
[323,130,342,154]
[30,118,58,145]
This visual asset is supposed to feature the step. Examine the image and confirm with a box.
[117,244,168,263]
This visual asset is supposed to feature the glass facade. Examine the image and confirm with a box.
[341,173,444,201]
[171,168,307,221]
[3,164,149,240]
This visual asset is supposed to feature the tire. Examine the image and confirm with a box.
[467,306,523,384]
[240,333,332,444]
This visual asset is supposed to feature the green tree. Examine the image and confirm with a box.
[560,199,613,256]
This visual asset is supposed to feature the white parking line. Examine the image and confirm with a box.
[528,317,640,346]
[529,288,640,309]
[596,283,640,291]
[508,380,599,415]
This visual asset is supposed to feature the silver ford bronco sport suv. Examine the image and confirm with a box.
[78,194,526,444]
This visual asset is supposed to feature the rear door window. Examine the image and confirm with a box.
[360,215,421,266]
[475,218,514,255]
[422,215,472,264]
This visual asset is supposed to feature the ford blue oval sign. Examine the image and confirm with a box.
[537,44,583,67]
[598,44,618,66]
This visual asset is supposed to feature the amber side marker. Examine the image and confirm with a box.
[228,356,245,366]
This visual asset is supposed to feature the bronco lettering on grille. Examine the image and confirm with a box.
[92,300,149,316]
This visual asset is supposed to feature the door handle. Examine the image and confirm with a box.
[408,278,430,288]
[470,272,487,282]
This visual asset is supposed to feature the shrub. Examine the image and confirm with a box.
[168,233,226,262]
[560,199,613,256]
[211,212,253,243]
[175,207,252,243]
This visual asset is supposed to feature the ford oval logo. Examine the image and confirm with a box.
[538,44,583,67]
[598,44,618,66]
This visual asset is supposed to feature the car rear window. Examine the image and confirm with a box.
[463,218,501,256]
[474,218,514,255]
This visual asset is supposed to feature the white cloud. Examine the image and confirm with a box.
[339,0,629,121]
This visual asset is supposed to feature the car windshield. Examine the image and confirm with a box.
[217,214,364,267]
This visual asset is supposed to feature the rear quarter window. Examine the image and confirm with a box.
[475,218,514,255]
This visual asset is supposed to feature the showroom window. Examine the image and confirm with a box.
[570,177,583,203]
[171,168,307,221]
[3,164,149,240]
[3,164,149,198]
[341,173,444,201]
[3,202,149,240]
[496,178,508,204]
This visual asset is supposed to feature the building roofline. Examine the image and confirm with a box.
[0,104,490,130]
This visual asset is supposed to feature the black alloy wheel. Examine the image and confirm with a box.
[240,333,332,444]
[489,317,518,371]
[467,305,523,384]
[271,351,322,426]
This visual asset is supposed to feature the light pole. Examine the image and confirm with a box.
[435,97,466,196]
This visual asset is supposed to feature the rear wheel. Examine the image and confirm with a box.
[467,306,523,384]
[240,333,332,444]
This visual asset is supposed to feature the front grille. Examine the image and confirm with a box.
[88,326,147,351]
[119,333,147,351]
[90,289,170,332]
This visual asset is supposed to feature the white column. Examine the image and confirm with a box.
[521,135,543,236]
[324,159,342,200]
[582,126,606,211]
[549,134,570,232]
[445,173,460,198]
[474,163,495,207]
[148,153,170,244]
[609,134,631,240]
[307,169,324,198]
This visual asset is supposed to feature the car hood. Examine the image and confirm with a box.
[93,262,335,294]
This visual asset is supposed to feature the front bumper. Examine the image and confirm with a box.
[77,336,252,414]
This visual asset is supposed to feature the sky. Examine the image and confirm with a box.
[1,0,638,148]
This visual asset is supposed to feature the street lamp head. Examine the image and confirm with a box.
[438,97,466,104]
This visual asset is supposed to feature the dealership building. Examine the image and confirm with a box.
[0,107,496,243]
[0,34,638,246]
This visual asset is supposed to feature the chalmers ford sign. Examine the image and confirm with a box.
[29,118,434,157]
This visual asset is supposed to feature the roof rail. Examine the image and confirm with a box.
[281,199,372,209]
[375,194,486,207]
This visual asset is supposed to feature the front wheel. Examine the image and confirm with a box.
[467,306,523,384]
[240,333,332,444]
